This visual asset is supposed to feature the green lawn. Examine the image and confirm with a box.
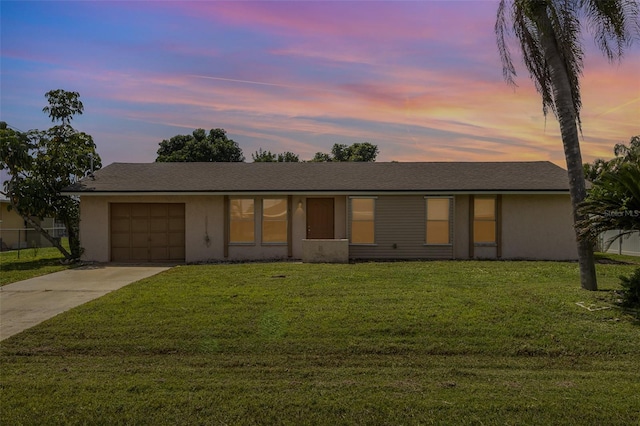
[1,259,639,425]
[0,241,72,286]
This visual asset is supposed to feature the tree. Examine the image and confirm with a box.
[584,135,640,181]
[578,136,640,248]
[252,148,300,162]
[495,0,639,291]
[0,90,101,260]
[156,128,245,162]
[310,142,379,162]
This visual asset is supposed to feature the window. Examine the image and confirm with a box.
[473,197,496,244]
[262,198,287,244]
[350,198,375,244]
[426,198,451,244]
[229,198,254,243]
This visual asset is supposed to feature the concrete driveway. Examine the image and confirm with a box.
[0,264,171,341]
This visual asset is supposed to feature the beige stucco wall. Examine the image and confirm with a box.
[80,195,226,263]
[1,201,26,248]
[79,193,577,263]
[302,239,349,263]
[501,194,578,260]
[0,201,56,249]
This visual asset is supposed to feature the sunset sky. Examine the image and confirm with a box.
[1,1,638,169]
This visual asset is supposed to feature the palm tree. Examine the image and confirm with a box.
[495,0,639,291]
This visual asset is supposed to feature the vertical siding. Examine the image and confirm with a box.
[349,195,454,259]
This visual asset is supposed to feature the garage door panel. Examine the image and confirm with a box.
[150,204,168,217]
[170,247,185,260]
[168,204,185,216]
[131,218,148,230]
[169,218,184,232]
[130,248,149,261]
[149,247,169,261]
[149,218,167,232]
[111,218,130,233]
[111,248,130,262]
[169,232,185,246]
[111,203,185,263]
[111,233,131,247]
[131,232,149,247]
[150,233,168,246]
[131,205,149,216]
[111,204,130,217]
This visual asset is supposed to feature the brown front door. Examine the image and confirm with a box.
[306,198,334,239]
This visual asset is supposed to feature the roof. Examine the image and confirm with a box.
[63,161,572,194]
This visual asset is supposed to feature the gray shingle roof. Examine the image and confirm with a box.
[64,161,572,193]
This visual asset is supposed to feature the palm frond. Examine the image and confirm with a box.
[577,163,640,243]
[496,0,518,85]
[580,0,639,61]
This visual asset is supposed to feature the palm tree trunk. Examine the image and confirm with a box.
[537,9,598,291]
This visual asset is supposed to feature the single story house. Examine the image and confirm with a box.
[63,161,579,263]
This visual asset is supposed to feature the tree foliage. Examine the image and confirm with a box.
[495,0,639,291]
[156,128,245,162]
[0,90,101,260]
[252,148,300,162]
[584,135,640,182]
[578,136,640,248]
[310,143,379,162]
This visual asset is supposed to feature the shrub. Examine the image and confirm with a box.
[619,268,640,308]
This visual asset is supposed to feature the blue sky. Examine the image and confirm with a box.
[1,0,638,168]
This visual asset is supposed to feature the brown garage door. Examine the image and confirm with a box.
[110,203,185,262]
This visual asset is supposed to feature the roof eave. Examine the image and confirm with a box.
[62,189,571,196]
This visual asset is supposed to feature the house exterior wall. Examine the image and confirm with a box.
[348,195,454,259]
[79,192,578,263]
[1,201,26,249]
[80,195,346,263]
[80,195,226,263]
[501,194,578,260]
[0,201,58,249]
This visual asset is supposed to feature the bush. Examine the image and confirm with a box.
[619,268,640,308]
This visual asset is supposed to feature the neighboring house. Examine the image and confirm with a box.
[0,199,59,250]
[63,161,580,263]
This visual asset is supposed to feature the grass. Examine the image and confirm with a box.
[0,240,72,286]
[1,258,639,425]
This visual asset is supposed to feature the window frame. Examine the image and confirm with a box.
[425,196,453,246]
[349,196,376,245]
[261,197,288,245]
[229,197,255,245]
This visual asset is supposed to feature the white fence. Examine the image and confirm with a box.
[599,230,640,257]
[0,227,67,251]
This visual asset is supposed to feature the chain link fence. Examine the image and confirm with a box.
[0,227,67,251]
